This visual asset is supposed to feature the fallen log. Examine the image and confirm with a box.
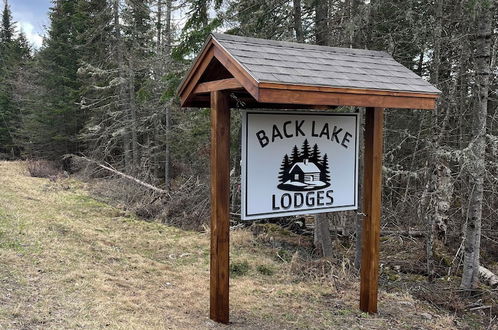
[70,155,168,195]
[479,266,498,287]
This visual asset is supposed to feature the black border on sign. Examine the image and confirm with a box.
[243,111,359,219]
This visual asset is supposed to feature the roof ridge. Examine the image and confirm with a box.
[211,33,390,58]
[208,33,440,95]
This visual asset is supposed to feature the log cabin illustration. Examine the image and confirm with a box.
[278,141,330,191]
[289,159,320,183]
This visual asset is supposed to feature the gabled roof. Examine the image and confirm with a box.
[290,161,321,174]
[178,33,440,110]
[212,33,440,94]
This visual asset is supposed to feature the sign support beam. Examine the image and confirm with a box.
[360,107,384,313]
[209,90,231,324]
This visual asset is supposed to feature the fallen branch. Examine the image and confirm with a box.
[320,226,426,237]
[469,305,491,311]
[71,155,168,195]
[479,266,498,287]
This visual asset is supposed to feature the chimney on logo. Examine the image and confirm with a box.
[303,158,309,165]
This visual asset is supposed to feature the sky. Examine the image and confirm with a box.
[8,0,51,49]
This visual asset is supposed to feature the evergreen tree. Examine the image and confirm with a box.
[173,0,221,61]
[278,153,290,183]
[320,153,330,182]
[23,0,89,158]
[0,0,19,156]
[0,0,14,45]
[310,143,321,163]
[301,139,311,160]
[290,144,300,163]
[225,0,294,40]
[77,0,122,164]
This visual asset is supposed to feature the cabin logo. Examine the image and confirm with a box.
[277,139,331,191]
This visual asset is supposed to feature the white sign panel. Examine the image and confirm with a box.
[241,111,359,220]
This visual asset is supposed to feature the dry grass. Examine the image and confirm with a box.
[25,159,60,178]
[0,161,463,329]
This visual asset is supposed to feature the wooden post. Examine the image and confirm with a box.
[210,90,230,324]
[360,107,384,314]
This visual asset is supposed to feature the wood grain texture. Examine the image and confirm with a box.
[258,88,436,110]
[178,38,215,96]
[360,107,384,314]
[258,82,439,99]
[179,46,215,106]
[210,91,231,324]
[193,78,243,94]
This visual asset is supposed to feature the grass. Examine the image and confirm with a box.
[0,161,461,329]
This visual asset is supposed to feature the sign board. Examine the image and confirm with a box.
[241,110,359,220]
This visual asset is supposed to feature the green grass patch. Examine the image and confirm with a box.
[230,260,250,276]
[256,264,275,276]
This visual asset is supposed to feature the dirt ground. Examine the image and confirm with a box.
[0,161,488,329]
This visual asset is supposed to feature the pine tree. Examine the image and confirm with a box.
[321,153,330,183]
[290,145,300,164]
[0,0,14,45]
[77,0,123,165]
[301,139,311,160]
[278,154,290,183]
[23,0,89,158]
[173,0,221,61]
[225,0,294,40]
[0,0,19,156]
[310,143,321,163]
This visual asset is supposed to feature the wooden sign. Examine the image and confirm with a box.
[177,33,439,323]
[241,111,359,220]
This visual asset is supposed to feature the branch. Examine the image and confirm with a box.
[69,155,167,195]
[479,266,498,287]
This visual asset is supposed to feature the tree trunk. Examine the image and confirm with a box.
[113,0,131,172]
[461,0,493,290]
[430,0,443,98]
[128,63,139,170]
[164,0,173,190]
[354,108,365,270]
[156,0,162,50]
[311,0,333,257]
[293,0,304,43]
[314,214,333,258]
[314,0,329,46]
[422,0,446,280]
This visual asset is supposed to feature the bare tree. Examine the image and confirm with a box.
[461,0,494,290]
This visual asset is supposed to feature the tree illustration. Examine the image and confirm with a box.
[320,153,331,182]
[278,154,291,183]
[290,145,300,163]
[310,143,321,163]
[301,139,311,160]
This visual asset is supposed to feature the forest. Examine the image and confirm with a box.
[0,0,497,326]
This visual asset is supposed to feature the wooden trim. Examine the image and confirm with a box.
[193,78,243,94]
[360,107,384,314]
[258,88,436,109]
[178,38,215,96]
[212,40,259,100]
[258,82,439,99]
[179,46,216,106]
[210,91,231,324]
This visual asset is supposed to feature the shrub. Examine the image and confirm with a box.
[26,160,60,178]
[230,261,250,277]
[256,264,275,276]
